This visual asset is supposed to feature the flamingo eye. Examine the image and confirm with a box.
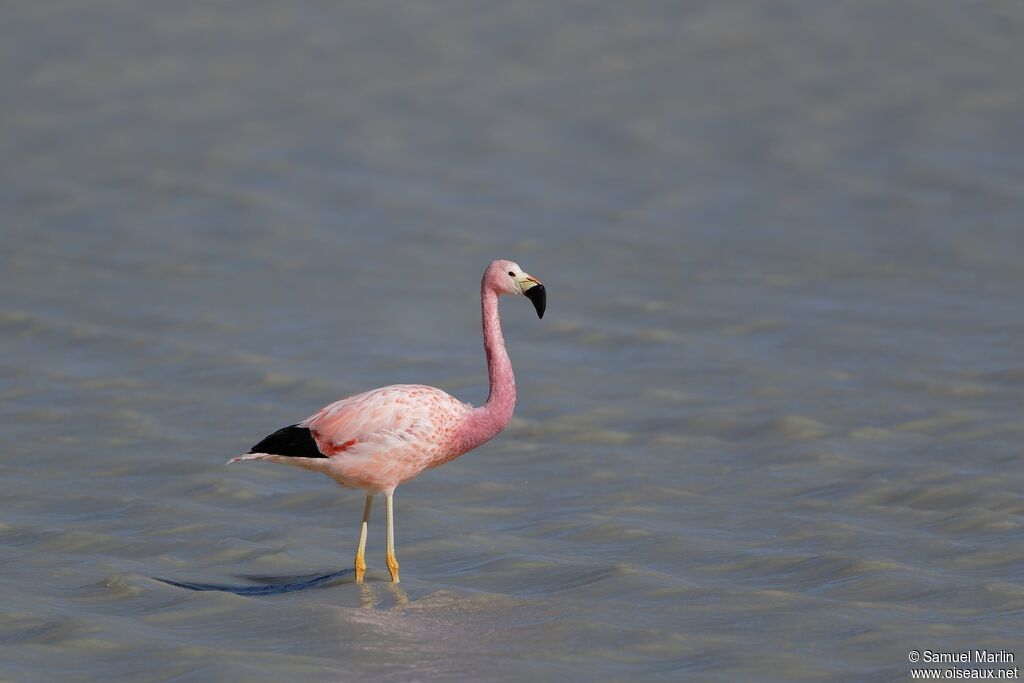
[508,271,515,276]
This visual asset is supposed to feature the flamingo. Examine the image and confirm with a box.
[228,260,545,583]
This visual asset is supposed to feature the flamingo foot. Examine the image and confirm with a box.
[354,553,367,583]
[384,493,399,582]
[386,553,400,583]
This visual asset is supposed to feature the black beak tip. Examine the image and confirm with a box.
[525,284,546,319]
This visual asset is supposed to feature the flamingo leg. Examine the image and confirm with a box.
[354,493,373,582]
[385,493,400,583]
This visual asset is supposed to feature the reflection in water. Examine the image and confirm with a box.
[358,580,377,608]
[357,581,409,608]
[387,582,409,606]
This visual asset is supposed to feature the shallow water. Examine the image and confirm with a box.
[2,1,1023,681]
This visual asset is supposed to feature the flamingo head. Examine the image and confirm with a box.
[485,259,546,319]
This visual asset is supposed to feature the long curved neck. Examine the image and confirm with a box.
[481,285,516,424]
[452,285,516,455]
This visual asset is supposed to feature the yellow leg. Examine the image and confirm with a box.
[385,493,400,583]
[354,493,372,582]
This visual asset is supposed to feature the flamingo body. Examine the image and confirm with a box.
[230,384,478,494]
[227,259,545,582]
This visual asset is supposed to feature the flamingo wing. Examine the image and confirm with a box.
[300,384,465,457]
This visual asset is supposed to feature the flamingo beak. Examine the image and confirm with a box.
[517,275,546,319]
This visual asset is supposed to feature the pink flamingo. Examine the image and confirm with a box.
[228,260,545,583]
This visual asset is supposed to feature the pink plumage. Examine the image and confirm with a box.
[227,259,546,582]
[232,384,476,493]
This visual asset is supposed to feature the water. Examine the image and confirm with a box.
[2,1,1023,681]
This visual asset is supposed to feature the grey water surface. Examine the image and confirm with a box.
[2,2,1023,681]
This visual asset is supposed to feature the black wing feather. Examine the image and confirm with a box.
[249,424,326,458]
